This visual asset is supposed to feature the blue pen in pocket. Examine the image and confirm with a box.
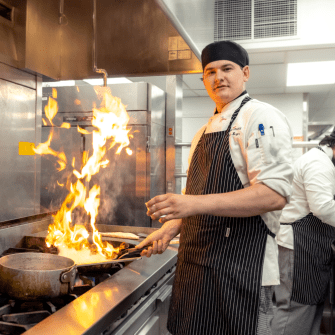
[259,124,265,136]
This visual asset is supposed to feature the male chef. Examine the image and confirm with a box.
[137,40,294,335]
[272,129,335,335]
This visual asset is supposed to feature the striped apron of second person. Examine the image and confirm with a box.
[167,96,275,335]
[281,147,335,305]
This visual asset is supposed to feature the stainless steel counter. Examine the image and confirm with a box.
[0,216,178,335]
[24,248,176,334]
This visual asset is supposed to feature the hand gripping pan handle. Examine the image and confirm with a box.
[117,243,154,259]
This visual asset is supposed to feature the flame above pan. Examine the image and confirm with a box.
[34,86,132,263]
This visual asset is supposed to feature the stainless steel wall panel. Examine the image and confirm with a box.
[150,123,166,205]
[108,83,149,111]
[148,84,166,228]
[34,76,42,214]
[165,75,183,198]
[127,111,149,125]
[149,84,166,127]
[0,79,37,221]
[0,0,27,69]
[25,0,62,79]
[0,62,36,89]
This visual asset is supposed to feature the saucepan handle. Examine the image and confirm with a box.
[60,265,77,287]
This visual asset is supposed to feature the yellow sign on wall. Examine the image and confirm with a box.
[293,136,304,142]
[18,142,35,156]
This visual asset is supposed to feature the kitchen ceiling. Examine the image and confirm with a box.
[127,49,335,122]
[128,0,335,123]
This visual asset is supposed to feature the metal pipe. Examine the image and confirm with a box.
[154,0,201,61]
[59,0,65,25]
[174,142,191,147]
[292,141,318,148]
[92,0,108,87]
[175,173,187,178]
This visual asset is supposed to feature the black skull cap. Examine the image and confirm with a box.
[201,40,249,71]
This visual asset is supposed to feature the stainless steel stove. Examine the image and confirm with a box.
[0,214,178,335]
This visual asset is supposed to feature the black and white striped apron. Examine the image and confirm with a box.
[167,97,275,335]
[281,147,335,305]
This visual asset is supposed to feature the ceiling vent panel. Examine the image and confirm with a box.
[254,0,297,39]
[215,0,252,41]
[215,0,297,42]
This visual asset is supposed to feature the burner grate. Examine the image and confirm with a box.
[0,294,82,335]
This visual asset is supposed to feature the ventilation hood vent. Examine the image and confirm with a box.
[215,0,297,41]
[0,0,202,80]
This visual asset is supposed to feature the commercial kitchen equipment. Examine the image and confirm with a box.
[0,0,201,81]
[0,0,198,333]
[0,213,178,335]
[41,82,166,228]
[0,0,201,223]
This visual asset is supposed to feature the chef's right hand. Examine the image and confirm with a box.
[136,219,182,257]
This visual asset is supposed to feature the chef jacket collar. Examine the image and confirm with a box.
[320,145,334,161]
[214,90,248,115]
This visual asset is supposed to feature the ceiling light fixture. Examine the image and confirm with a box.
[287,61,335,86]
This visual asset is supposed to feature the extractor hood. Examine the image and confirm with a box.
[0,0,202,80]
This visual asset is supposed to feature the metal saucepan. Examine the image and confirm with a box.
[0,253,76,300]
[0,244,152,300]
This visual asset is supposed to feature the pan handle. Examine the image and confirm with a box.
[118,243,154,259]
[60,265,77,289]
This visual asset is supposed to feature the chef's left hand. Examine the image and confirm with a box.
[146,193,197,223]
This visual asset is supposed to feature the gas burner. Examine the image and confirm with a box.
[0,294,82,335]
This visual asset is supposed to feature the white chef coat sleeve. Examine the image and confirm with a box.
[244,105,294,202]
[303,157,335,226]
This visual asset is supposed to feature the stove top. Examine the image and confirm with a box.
[0,216,178,335]
[0,246,127,335]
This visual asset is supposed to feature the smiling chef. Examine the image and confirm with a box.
[137,40,294,335]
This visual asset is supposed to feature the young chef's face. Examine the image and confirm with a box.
[202,60,249,109]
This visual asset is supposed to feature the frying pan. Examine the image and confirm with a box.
[75,243,152,273]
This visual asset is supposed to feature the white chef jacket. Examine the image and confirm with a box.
[277,145,335,250]
[186,92,294,286]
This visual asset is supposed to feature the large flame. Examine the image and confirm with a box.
[35,86,132,263]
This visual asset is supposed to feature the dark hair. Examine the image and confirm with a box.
[319,136,335,148]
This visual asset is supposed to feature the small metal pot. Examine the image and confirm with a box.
[0,253,76,300]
